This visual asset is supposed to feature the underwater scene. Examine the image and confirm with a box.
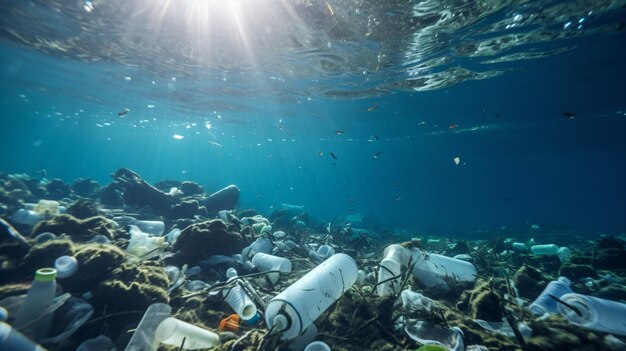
[1,0,626,350]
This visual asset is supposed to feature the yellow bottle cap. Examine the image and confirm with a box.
[35,268,57,282]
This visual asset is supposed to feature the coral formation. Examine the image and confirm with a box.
[32,214,117,241]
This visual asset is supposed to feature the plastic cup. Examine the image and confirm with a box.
[125,303,171,351]
[155,317,220,350]
[304,341,331,351]
[54,256,78,278]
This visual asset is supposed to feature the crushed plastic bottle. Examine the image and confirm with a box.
[14,268,57,339]
[401,289,434,313]
[411,249,476,290]
[222,268,257,321]
[251,253,291,283]
[126,225,166,260]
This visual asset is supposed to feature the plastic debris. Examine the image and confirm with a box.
[528,277,572,316]
[405,321,464,351]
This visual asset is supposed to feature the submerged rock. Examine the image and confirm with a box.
[66,198,100,219]
[45,178,72,200]
[71,178,100,197]
[32,214,117,242]
[173,219,244,262]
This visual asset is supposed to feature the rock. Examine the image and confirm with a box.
[180,181,204,196]
[66,198,100,219]
[514,265,550,299]
[559,264,597,281]
[173,219,244,262]
[201,185,240,214]
[169,200,208,219]
[97,183,124,207]
[154,180,182,192]
[71,178,101,197]
[32,214,117,242]
[94,262,169,314]
[45,178,72,200]
[111,168,174,213]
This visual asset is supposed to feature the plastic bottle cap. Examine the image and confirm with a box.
[35,268,57,281]
[272,314,288,333]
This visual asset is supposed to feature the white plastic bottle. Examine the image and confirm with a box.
[558,293,626,336]
[377,244,412,296]
[411,249,476,289]
[14,268,57,339]
[265,254,358,340]
[222,268,257,321]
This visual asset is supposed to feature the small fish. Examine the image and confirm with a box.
[562,111,576,119]
[118,108,130,117]
[329,152,338,160]
[335,130,344,135]
[373,151,383,159]
[449,123,458,129]
[367,104,379,112]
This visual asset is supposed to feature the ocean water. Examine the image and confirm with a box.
[1,0,626,235]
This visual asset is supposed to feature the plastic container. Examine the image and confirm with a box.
[530,244,559,255]
[558,293,626,336]
[511,242,529,252]
[132,220,165,236]
[305,341,331,351]
[242,237,273,260]
[125,303,171,351]
[155,317,220,350]
[411,250,476,289]
[377,244,412,297]
[251,253,292,283]
[10,209,43,227]
[528,276,572,316]
[265,253,358,340]
[223,268,257,321]
[14,268,57,339]
[126,225,166,260]
[0,321,46,351]
[54,256,78,279]
[33,200,60,217]
[316,245,335,261]
[558,247,571,263]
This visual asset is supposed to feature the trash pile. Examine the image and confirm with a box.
[1,169,626,351]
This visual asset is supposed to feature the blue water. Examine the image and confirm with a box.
[1,2,625,235]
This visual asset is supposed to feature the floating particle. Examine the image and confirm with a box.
[147,104,155,108]
[173,134,184,140]
[373,151,384,159]
[562,111,576,119]
[335,130,344,135]
[124,76,131,81]
[208,141,223,147]
[205,122,212,130]
[118,108,129,117]
[319,151,324,156]
[449,123,458,129]
[83,1,93,12]
[367,104,379,112]
[453,156,461,165]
